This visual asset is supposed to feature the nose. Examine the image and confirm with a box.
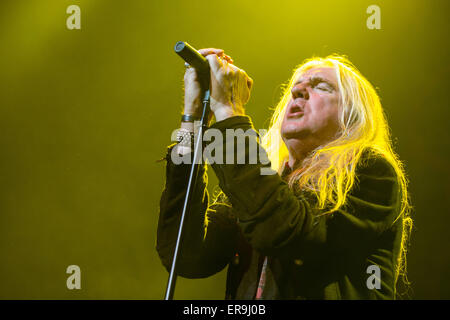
[291,84,309,100]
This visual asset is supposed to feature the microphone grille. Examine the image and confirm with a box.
[174,41,185,53]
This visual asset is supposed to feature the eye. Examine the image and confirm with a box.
[317,85,330,91]
[314,82,332,92]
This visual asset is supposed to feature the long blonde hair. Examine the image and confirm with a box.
[261,54,413,294]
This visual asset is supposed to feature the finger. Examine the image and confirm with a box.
[184,71,199,87]
[184,67,197,79]
[222,54,234,64]
[247,76,253,90]
[198,48,224,57]
[236,68,252,89]
[205,54,223,74]
[226,62,240,73]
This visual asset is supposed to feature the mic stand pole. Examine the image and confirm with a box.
[164,84,210,300]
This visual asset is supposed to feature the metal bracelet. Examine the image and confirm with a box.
[181,114,201,123]
[176,128,194,148]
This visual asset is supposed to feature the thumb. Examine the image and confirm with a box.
[205,54,222,75]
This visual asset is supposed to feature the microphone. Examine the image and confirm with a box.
[174,41,210,76]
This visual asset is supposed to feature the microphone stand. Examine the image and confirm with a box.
[164,42,211,300]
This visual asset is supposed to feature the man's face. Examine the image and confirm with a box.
[281,67,341,144]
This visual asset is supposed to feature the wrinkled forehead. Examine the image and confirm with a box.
[295,67,338,85]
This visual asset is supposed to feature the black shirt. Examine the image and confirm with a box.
[156,116,404,299]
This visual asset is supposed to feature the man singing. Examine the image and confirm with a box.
[156,48,412,299]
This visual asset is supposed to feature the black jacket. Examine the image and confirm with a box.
[157,116,404,299]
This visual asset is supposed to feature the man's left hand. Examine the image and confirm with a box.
[204,52,253,122]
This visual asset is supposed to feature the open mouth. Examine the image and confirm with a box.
[288,111,304,118]
[287,103,304,118]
